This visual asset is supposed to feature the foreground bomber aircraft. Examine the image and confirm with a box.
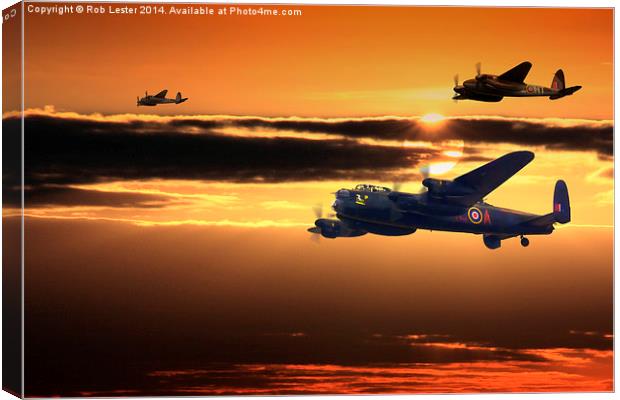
[452,61,581,102]
[137,89,188,106]
[308,151,570,249]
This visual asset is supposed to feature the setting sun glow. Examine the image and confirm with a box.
[420,113,446,123]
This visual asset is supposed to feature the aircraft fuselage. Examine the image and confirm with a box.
[455,76,555,99]
[309,152,570,249]
[137,90,188,106]
[452,62,581,102]
[331,188,553,237]
[138,97,180,106]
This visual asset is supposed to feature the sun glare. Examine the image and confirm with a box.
[443,150,463,158]
[420,113,445,123]
[428,161,457,175]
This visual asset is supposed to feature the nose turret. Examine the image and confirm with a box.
[336,189,350,199]
[331,199,341,212]
[332,189,351,213]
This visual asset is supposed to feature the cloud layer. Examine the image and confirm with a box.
[3,109,613,209]
[21,216,612,396]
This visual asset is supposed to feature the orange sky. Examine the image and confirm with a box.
[23,5,613,118]
[21,216,612,395]
[9,4,614,396]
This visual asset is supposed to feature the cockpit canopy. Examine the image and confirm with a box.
[354,184,391,192]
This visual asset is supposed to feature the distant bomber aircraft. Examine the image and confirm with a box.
[308,151,571,249]
[137,89,188,106]
[452,61,581,102]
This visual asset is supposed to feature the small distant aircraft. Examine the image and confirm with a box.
[308,151,571,249]
[452,61,581,102]
[136,89,188,106]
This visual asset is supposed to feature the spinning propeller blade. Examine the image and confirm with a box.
[421,165,431,180]
[474,62,484,89]
[452,74,461,103]
[313,204,323,219]
[308,204,324,242]
[418,165,431,193]
[308,203,336,242]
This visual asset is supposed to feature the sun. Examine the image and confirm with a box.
[420,113,446,124]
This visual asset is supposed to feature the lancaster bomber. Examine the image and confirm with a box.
[137,89,188,106]
[308,151,570,249]
[452,61,581,102]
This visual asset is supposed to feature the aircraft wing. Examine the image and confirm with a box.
[448,151,535,206]
[154,89,168,98]
[498,61,532,84]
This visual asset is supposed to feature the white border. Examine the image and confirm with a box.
[0,1,615,400]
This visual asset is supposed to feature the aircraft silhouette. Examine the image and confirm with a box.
[308,151,570,249]
[453,61,581,102]
[137,89,188,106]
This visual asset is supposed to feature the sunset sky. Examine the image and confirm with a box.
[21,6,613,118]
[3,3,613,396]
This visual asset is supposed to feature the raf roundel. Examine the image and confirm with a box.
[467,207,483,224]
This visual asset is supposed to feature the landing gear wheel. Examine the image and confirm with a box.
[520,236,530,247]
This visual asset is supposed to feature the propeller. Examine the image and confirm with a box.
[313,204,323,219]
[418,165,431,193]
[308,203,324,243]
[474,61,485,90]
[421,165,431,180]
[136,96,140,107]
[452,74,461,103]
[308,203,339,242]
[389,163,432,195]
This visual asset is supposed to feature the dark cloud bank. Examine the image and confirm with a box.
[2,113,613,207]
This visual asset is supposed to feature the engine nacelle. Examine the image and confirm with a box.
[314,219,366,238]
